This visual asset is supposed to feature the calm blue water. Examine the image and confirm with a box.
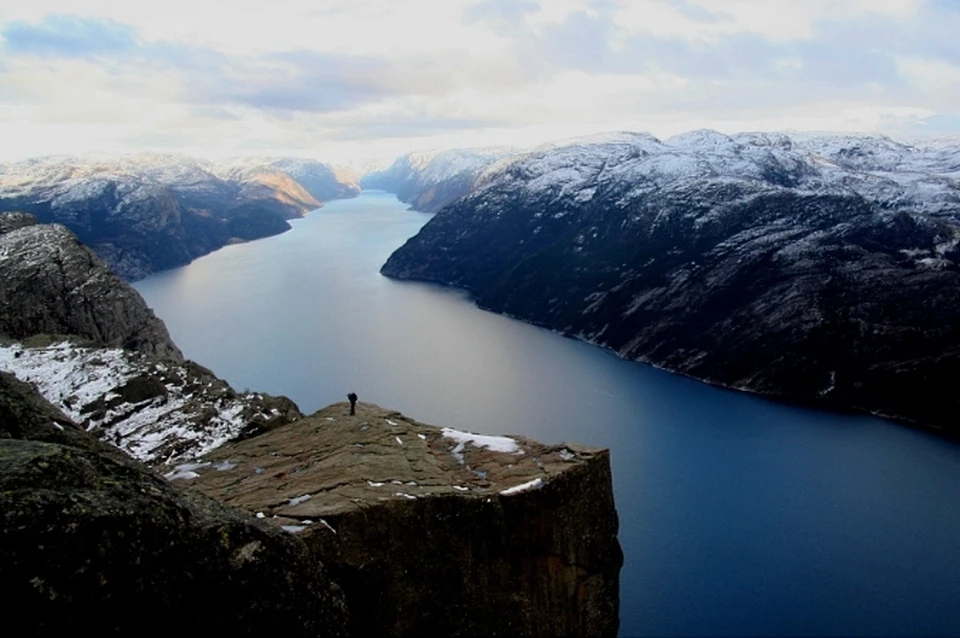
[135,191,960,637]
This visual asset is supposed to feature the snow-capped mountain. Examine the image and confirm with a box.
[265,157,361,201]
[382,130,960,431]
[362,147,513,213]
[0,153,356,279]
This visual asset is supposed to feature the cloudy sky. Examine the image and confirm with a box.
[1,0,958,163]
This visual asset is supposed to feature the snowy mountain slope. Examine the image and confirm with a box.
[362,147,513,213]
[382,130,960,431]
[0,153,353,279]
[0,339,298,464]
[266,158,361,201]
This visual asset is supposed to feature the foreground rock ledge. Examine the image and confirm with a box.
[178,401,623,637]
[0,372,348,636]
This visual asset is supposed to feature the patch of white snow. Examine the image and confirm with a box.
[500,478,544,496]
[441,427,521,464]
[281,525,307,534]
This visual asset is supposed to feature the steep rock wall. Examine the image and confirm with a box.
[381,133,960,432]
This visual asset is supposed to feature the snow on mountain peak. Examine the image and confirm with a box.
[457,129,960,217]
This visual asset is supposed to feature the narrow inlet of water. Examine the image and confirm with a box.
[135,191,960,637]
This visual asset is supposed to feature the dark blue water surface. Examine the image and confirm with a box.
[135,191,960,637]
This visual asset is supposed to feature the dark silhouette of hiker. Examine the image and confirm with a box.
[348,392,358,415]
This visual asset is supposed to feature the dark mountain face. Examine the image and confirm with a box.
[0,156,353,280]
[382,132,960,432]
[0,219,184,360]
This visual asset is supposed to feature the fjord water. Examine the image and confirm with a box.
[135,191,960,637]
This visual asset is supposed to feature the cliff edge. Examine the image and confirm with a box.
[176,401,623,636]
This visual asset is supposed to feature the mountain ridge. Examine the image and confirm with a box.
[0,154,360,280]
[381,130,960,432]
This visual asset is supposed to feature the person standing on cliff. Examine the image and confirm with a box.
[348,392,358,415]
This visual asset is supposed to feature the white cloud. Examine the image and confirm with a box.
[896,56,960,103]
[597,0,925,44]
[0,0,956,161]
[0,0,504,56]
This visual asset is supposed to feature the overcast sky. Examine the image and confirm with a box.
[1,0,958,164]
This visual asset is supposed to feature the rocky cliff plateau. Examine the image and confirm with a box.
[173,401,622,637]
[382,131,960,432]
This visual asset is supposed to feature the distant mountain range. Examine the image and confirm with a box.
[381,130,960,432]
[362,148,512,213]
[0,154,360,279]
[6,131,960,432]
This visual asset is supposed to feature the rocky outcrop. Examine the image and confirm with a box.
[362,149,510,213]
[0,154,355,280]
[0,221,183,360]
[178,402,623,636]
[0,338,301,464]
[0,219,306,465]
[382,131,960,432]
[0,211,37,234]
[0,371,349,636]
